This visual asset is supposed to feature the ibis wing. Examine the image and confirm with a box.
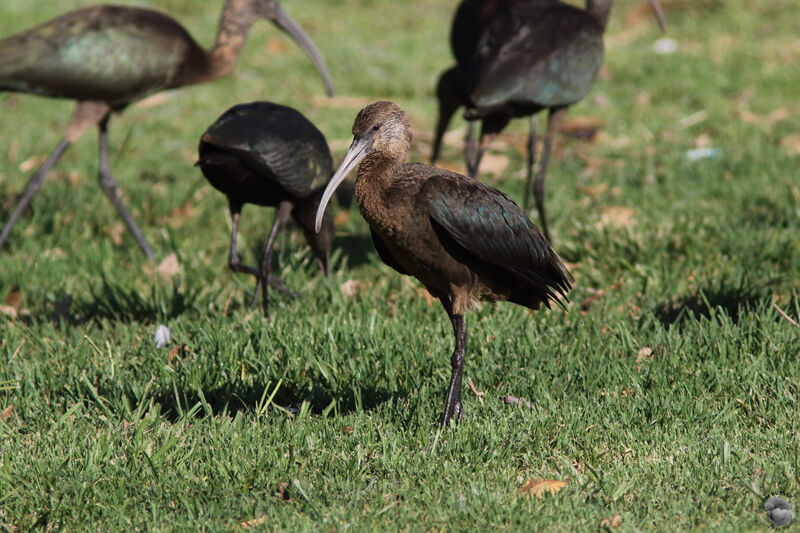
[370,228,410,276]
[202,102,333,198]
[421,173,572,299]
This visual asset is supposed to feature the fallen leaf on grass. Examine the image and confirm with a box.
[19,155,46,173]
[519,477,569,498]
[241,516,268,528]
[156,253,181,281]
[340,279,364,298]
[561,116,604,141]
[502,394,533,409]
[334,210,350,226]
[635,347,654,371]
[1,404,13,421]
[343,425,354,435]
[0,305,17,319]
[780,134,800,156]
[106,222,125,246]
[600,514,622,529]
[467,377,485,405]
[266,37,289,53]
[576,183,609,197]
[479,152,509,177]
[5,285,22,309]
[276,481,291,501]
[596,207,636,230]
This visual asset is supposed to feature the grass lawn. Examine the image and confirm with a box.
[1,0,799,530]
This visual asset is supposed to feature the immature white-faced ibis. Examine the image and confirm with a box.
[431,0,666,241]
[0,1,334,259]
[315,101,572,426]
[197,101,334,317]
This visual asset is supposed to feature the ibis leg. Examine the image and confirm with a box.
[96,117,154,260]
[440,300,467,427]
[522,115,538,214]
[258,201,294,317]
[533,107,567,243]
[227,202,260,277]
[0,139,71,250]
[464,121,478,177]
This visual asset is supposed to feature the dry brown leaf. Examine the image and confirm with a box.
[780,134,800,156]
[479,153,509,177]
[1,404,14,421]
[576,183,609,197]
[561,116,604,141]
[334,210,350,227]
[8,139,19,163]
[19,155,46,173]
[0,305,18,319]
[343,425,354,435]
[241,516,268,528]
[156,253,181,281]
[340,279,365,298]
[106,222,125,246]
[596,207,636,230]
[276,481,290,501]
[600,514,622,529]
[5,286,22,309]
[519,477,569,498]
[266,37,289,53]
[693,133,713,148]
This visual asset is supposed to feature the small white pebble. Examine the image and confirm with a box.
[653,37,678,55]
[153,325,171,348]
[686,148,721,161]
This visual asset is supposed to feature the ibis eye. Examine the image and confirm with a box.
[371,123,381,132]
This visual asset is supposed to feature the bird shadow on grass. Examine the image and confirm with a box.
[652,276,780,327]
[139,379,397,422]
[71,276,202,324]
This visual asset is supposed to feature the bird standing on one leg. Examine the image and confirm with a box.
[197,101,335,317]
[0,0,334,258]
[431,0,665,242]
[316,101,572,426]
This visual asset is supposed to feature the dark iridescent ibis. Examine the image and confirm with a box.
[197,101,334,317]
[431,0,665,241]
[315,101,573,426]
[0,1,334,259]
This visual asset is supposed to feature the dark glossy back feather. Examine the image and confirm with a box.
[0,6,207,107]
[404,163,572,309]
[198,101,333,201]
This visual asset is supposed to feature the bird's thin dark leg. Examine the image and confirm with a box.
[227,202,260,277]
[440,299,467,427]
[0,139,71,250]
[96,116,154,260]
[465,121,487,179]
[534,107,567,243]
[258,201,293,317]
[523,115,538,213]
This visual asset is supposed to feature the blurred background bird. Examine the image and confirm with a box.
[316,101,572,426]
[197,101,334,317]
[431,0,665,241]
[0,0,334,259]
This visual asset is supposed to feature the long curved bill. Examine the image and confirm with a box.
[648,0,667,33]
[270,3,335,96]
[315,136,370,233]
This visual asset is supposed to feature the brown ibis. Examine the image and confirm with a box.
[197,101,334,317]
[431,0,666,241]
[315,101,573,426]
[0,1,334,259]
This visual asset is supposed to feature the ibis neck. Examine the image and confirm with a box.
[207,0,259,79]
[586,0,612,30]
[354,152,404,218]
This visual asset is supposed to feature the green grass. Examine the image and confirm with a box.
[2,0,800,530]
